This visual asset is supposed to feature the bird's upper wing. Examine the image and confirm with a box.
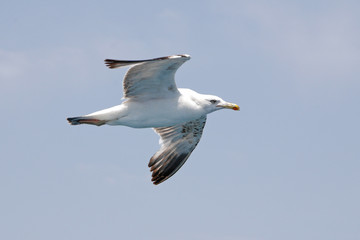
[104,54,190,100]
[149,115,207,185]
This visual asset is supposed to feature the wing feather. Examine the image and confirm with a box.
[104,54,190,100]
[149,116,207,185]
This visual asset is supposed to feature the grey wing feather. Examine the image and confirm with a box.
[149,115,207,185]
[104,54,190,99]
[104,56,171,69]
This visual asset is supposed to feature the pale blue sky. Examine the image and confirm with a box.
[1,1,359,240]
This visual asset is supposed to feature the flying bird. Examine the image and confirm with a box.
[67,54,239,185]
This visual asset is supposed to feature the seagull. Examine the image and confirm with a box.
[67,54,239,185]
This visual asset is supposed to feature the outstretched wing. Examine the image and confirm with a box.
[149,116,207,185]
[104,54,190,100]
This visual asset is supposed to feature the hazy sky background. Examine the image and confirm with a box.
[1,1,359,240]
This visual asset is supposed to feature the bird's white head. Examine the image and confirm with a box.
[200,94,240,113]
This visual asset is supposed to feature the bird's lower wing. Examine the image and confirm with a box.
[149,116,207,185]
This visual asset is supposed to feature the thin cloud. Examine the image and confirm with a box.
[0,49,29,81]
[215,1,360,82]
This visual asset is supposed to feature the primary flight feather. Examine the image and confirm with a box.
[67,54,239,185]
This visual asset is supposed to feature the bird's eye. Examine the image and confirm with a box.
[209,99,217,104]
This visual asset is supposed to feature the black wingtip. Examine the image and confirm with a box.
[104,59,145,69]
[104,54,191,69]
[149,153,189,185]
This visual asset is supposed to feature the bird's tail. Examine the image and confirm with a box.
[67,116,106,126]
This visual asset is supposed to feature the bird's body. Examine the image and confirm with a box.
[67,54,239,184]
[78,88,212,128]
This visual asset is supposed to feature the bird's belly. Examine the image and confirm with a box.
[109,99,204,128]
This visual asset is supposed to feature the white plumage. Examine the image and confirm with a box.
[67,54,239,185]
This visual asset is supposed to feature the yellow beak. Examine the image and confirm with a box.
[217,102,240,111]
